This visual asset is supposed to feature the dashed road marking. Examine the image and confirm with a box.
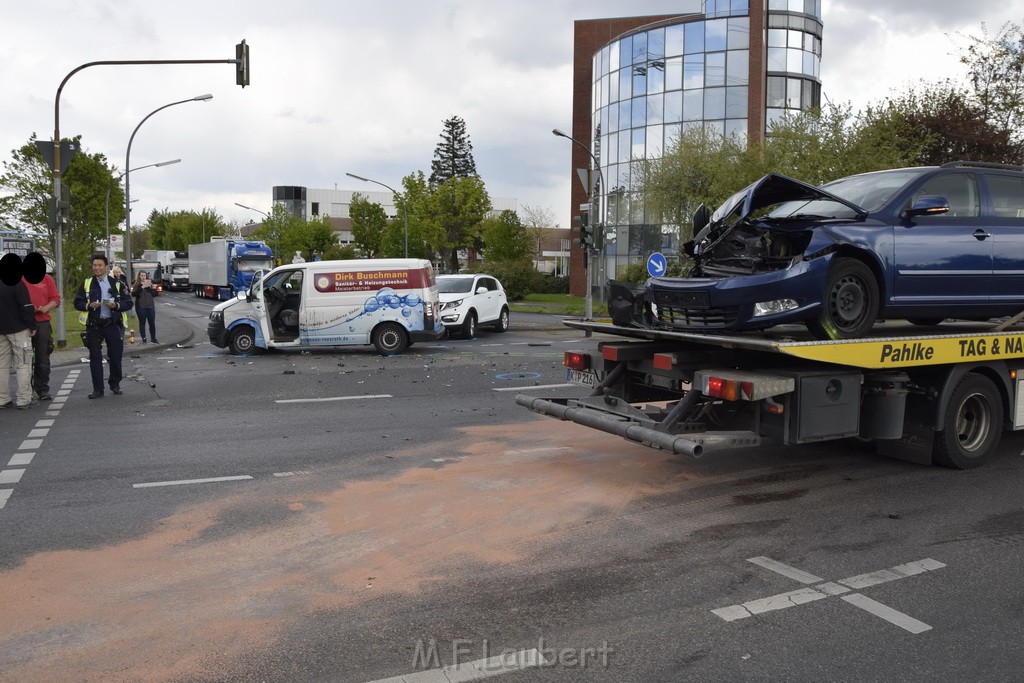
[713,556,944,633]
[275,394,392,404]
[364,648,548,683]
[133,475,254,488]
[493,383,573,392]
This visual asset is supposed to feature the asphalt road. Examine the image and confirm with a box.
[1,294,1022,681]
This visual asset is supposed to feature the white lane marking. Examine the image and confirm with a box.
[748,556,824,584]
[133,475,253,489]
[27,429,49,438]
[713,557,943,633]
[493,383,573,392]
[503,447,573,455]
[842,594,933,634]
[0,489,12,509]
[34,420,55,428]
[273,470,311,477]
[8,453,35,466]
[364,648,548,683]
[56,389,71,396]
[0,470,26,485]
[275,394,392,404]
[18,439,42,450]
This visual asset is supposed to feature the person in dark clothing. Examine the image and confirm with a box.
[131,271,158,343]
[73,254,133,399]
[0,268,39,409]
[23,257,61,401]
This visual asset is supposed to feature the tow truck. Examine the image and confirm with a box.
[516,319,1024,469]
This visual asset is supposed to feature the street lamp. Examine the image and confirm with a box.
[235,202,276,259]
[552,128,604,322]
[346,172,408,258]
[106,158,180,261]
[125,93,212,283]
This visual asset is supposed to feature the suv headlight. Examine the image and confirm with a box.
[440,299,464,311]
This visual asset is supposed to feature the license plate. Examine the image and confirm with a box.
[567,368,600,387]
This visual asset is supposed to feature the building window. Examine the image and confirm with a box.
[312,202,319,216]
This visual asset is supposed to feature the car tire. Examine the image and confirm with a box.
[461,312,477,339]
[228,325,256,355]
[373,322,409,355]
[493,307,510,333]
[806,257,879,340]
[933,372,1002,469]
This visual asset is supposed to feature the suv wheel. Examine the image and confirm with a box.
[493,307,509,333]
[461,312,477,339]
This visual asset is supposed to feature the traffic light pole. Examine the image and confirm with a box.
[49,42,249,347]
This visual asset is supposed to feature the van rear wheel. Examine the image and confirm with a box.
[373,322,409,355]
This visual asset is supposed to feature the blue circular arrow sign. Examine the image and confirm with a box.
[647,252,667,278]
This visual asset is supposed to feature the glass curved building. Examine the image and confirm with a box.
[565,0,823,297]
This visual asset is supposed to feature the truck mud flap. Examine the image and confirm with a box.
[516,395,760,457]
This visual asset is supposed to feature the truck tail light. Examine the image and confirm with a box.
[705,376,754,401]
[564,352,590,371]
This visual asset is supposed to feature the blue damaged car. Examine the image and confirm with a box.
[615,162,1024,340]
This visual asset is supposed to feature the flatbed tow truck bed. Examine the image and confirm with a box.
[516,319,1024,469]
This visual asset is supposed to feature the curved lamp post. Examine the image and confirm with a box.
[346,172,408,258]
[552,128,604,322]
[105,158,180,261]
[125,94,212,283]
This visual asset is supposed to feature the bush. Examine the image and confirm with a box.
[539,273,569,294]
[478,259,543,300]
[617,258,692,284]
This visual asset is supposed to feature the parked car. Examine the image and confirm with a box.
[437,273,510,338]
[622,161,1024,340]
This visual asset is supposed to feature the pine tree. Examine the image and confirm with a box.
[429,116,478,184]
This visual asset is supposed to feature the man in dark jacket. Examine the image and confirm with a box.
[0,263,39,409]
[73,253,133,399]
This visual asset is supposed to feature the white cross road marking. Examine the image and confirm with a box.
[0,470,26,485]
[713,556,945,633]
[0,489,12,509]
[275,394,392,404]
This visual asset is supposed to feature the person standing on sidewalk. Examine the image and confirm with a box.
[74,254,132,399]
[22,253,61,401]
[131,271,158,344]
[0,253,38,409]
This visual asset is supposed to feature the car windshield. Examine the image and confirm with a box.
[437,278,473,294]
[821,169,930,212]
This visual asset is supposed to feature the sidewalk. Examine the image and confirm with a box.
[51,315,196,369]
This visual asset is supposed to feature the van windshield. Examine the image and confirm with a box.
[438,278,473,294]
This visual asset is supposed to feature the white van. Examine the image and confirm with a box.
[207,258,444,355]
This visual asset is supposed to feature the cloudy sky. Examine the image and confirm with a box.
[3,0,1022,234]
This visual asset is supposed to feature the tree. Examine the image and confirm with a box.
[957,21,1024,143]
[0,134,120,294]
[429,116,478,184]
[519,204,557,266]
[303,216,339,260]
[430,176,492,272]
[349,192,388,257]
[250,204,304,262]
[481,210,531,262]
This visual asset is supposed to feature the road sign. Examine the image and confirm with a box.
[0,237,35,258]
[647,252,667,278]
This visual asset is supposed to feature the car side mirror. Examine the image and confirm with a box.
[905,195,950,218]
[476,286,487,295]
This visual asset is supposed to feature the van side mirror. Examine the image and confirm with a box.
[906,195,950,217]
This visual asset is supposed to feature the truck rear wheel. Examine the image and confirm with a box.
[228,325,257,355]
[373,322,409,355]
[933,372,1003,469]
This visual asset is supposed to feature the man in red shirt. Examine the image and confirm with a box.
[23,257,61,401]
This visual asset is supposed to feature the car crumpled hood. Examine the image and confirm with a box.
[708,173,866,228]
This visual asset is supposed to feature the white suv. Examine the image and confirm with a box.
[437,274,510,338]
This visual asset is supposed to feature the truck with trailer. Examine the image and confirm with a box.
[516,318,1024,469]
[143,250,190,291]
[188,238,273,300]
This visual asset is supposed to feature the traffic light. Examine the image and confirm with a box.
[573,212,592,248]
[235,40,250,87]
